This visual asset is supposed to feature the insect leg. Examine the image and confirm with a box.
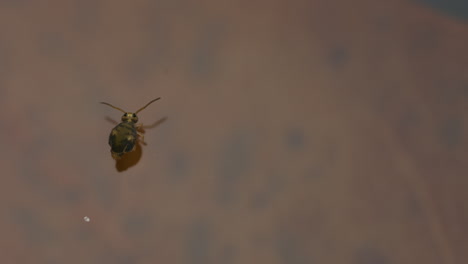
[135,124,147,145]
[137,131,147,145]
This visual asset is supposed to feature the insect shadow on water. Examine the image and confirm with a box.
[100,98,167,172]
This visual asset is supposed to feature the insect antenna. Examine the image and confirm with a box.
[135,97,161,114]
[100,102,127,113]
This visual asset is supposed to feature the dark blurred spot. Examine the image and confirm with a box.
[286,128,305,150]
[123,211,152,237]
[354,246,390,264]
[417,0,468,20]
[328,46,349,70]
[216,133,252,205]
[190,23,225,81]
[438,116,462,148]
[168,152,189,182]
[187,220,212,264]
[277,230,310,264]
[10,207,56,244]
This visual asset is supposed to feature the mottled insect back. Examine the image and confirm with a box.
[109,122,138,159]
[100,98,161,159]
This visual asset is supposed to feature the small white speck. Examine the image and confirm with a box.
[84,216,90,222]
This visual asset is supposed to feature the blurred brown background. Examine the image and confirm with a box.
[0,0,467,263]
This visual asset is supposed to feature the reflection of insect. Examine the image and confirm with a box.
[100,98,161,159]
